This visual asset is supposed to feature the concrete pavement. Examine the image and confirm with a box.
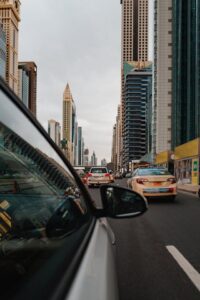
[177,183,200,196]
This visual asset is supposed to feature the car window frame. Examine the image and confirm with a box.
[0,77,98,299]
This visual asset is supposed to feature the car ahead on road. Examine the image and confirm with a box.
[87,166,113,187]
[0,79,147,300]
[128,167,177,201]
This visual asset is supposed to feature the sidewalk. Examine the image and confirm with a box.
[177,183,200,196]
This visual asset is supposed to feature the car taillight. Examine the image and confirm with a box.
[136,178,149,184]
[167,178,176,184]
[105,173,110,177]
[87,173,92,177]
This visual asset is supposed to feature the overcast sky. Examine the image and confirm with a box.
[19,0,153,163]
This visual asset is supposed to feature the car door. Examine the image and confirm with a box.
[0,79,118,300]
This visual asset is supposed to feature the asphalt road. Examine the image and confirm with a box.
[88,179,200,300]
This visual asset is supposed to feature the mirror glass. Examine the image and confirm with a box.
[101,186,147,218]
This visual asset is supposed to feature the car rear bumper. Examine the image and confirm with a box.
[88,180,111,185]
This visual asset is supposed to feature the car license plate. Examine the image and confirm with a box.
[144,188,169,193]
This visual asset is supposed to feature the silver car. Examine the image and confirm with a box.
[87,167,112,187]
[0,78,148,300]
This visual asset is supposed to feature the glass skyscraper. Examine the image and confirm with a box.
[172,0,200,148]
[123,62,152,167]
[0,23,6,79]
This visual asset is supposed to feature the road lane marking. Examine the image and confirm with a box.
[166,245,200,293]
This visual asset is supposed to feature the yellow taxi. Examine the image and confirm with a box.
[129,167,177,201]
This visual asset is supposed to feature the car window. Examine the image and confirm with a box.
[90,167,108,173]
[138,169,171,176]
[0,88,93,299]
[132,170,137,177]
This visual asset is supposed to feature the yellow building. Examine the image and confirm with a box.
[0,0,21,94]
[174,138,200,185]
[155,150,174,174]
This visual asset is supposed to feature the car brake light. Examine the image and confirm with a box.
[167,178,176,184]
[136,178,149,184]
[105,173,110,177]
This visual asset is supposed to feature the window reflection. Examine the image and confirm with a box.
[0,122,90,298]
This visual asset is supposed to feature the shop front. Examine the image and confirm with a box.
[174,138,199,185]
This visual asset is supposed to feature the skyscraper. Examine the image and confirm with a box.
[123,61,152,166]
[172,0,200,148]
[91,151,97,166]
[18,62,37,117]
[48,119,61,147]
[153,0,173,156]
[0,23,6,79]
[63,83,76,163]
[0,0,21,94]
[83,148,89,166]
[77,127,84,166]
[111,124,117,171]
[120,0,149,167]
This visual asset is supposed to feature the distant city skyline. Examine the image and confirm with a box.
[19,0,153,162]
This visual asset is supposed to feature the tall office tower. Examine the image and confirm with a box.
[48,119,61,146]
[83,148,89,166]
[152,0,172,157]
[111,124,117,172]
[91,151,97,166]
[0,0,21,94]
[63,83,76,163]
[18,62,37,116]
[77,127,83,166]
[74,121,78,166]
[123,62,152,167]
[120,0,149,166]
[172,0,200,148]
[0,23,6,79]
[101,159,107,167]
[116,105,122,170]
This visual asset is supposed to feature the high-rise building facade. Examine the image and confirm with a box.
[48,119,61,147]
[123,61,152,167]
[111,124,117,171]
[91,151,97,166]
[172,0,200,148]
[83,148,89,166]
[18,63,29,107]
[153,0,173,156]
[120,0,149,167]
[77,127,84,166]
[0,23,6,79]
[101,159,107,167]
[63,83,76,164]
[121,0,148,63]
[0,0,21,94]
[18,62,37,117]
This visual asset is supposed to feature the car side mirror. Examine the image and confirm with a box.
[100,185,148,219]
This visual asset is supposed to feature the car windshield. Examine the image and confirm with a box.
[138,169,171,176]
[90,168,107,174]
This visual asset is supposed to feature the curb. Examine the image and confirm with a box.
[178,188,199,196]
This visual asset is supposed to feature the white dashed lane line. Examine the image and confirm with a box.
[166,245,200,293]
